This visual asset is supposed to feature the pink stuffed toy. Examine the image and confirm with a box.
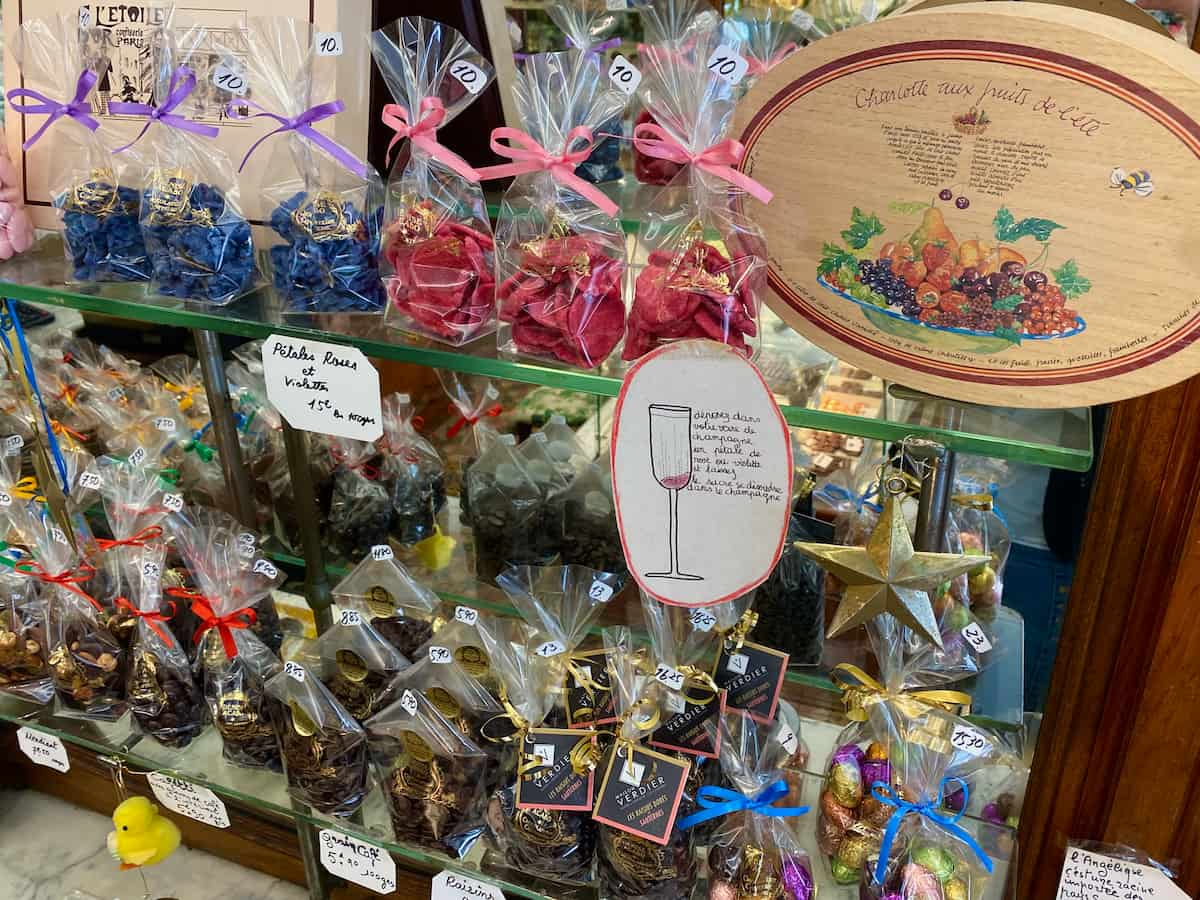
[0,129,36,260]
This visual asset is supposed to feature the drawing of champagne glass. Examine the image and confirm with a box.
[645,404,703,581]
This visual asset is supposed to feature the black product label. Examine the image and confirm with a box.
[649,690,726,759]
[592,745,690,846]
[515,728,597,812]
[565,648,617,729]
[713,640,789,724]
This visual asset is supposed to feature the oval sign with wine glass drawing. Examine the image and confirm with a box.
[611,340,793,607]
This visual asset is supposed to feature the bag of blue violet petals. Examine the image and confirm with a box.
[132,23,257,305]
[6,17,150,282]
[216,18,384,315]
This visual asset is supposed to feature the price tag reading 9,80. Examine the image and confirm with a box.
[252,559,279,579]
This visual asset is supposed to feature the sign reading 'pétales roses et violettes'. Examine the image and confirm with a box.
[735,3,1200,407]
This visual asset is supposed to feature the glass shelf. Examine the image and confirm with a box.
[0,237,1092,471]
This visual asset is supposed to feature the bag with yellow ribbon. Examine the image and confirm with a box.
[948,477,1011,611]
[149,354,211,426]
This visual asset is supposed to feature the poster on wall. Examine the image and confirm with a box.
[3,1,370,227]
[611,340,793,608]
[734,3,1200,408]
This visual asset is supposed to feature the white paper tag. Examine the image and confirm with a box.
[654,664,685,692]
[78,470,102,490]
[454,606,479,626]
[432,871,505,900]
[779,728,799,755]
[706,46,750,85]
[252,559,279,579]
[370,544,393,561]
[141,560,161,579]
[589,580,615,603]
[237,532,257,548]
[428,646,453,665]
[689,608,717,632]
[665,692,687,714]
[0,491,12,508]
[315,31,343,56]
[212,63,249,96]
[153,416,176,433]
[1056,847,1191,900]
[400,689,419,716]
[147,773,230,829]
[449,60,487,95]
[129,446,147,466]
[79,6,93,27]
[50,526,67,545]
[606,0,626,9]
[4,435,23,452]
[618,759,645,787]
[163,493,184,512]
[108,386,126,402]
[262,335,383,442]
[318,829,396,895]
[950,723,989,757]
[962,622,993,654]
[339,609,362,627]
[284,661,306,683]
[17,727,69,772]
[536,640,566,658]
[532,743,555,767]
[726,652,749,675]
[607,55,641,96]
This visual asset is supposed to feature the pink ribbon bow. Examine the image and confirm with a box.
[476,126,619,217]
[381,97,480,182]
[632,122,773,204]
[746,42,799,77]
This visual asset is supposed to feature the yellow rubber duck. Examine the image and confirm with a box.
[106,796,181,870]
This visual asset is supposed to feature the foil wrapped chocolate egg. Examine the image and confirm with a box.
[911,845,957,882]
[821,790,857,830]
[830,857,860,885]
[860,796,895,829]
[900,862,944,900]
[943,877,968,900]
[781,857,814,900]
[829,760,864,808]
[865,742,889,761]
[817,815,845,857]
[710,878,738,900]
[835,834,874,870]
[861,759,892,790]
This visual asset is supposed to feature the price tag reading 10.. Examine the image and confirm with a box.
[212,63,249,96]
[449,61,487,95]
[607,55,642,96]
[315,32,343,56]
[705,46,749,86]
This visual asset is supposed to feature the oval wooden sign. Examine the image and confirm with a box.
[611,340,792,607]
[735,3,1200,407]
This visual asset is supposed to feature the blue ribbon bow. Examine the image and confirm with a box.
[814,482,882,515]
[870,777,993,885]
[227,98,367,178]
[109,66,220,152]
[677,780,809,831]
[6,70,100,149]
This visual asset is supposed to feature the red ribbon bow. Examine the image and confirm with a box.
[632,122,774,204]
[16,559,101,611]
[447,402,503,439]
[382,97,480,181]
[176,589,257,659]
[115,597,177,647]
[476,126,620,217]
[96,525,165,553]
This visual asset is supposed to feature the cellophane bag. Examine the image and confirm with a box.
[950,488,1010,610]
[137,23,256,304]
[0,559,53,705]
[699,707,816,900]
[265,661,369,817]
[464,430,547,580]
[367,684,490,856]
[224,357,293,542]
[149,354,210,428]
[721,6,804,89]
[372,17,497,344]
[332,547,443,659]
[125,539,205,748]
[378,393,447,545]
[517,430,572,562]
[632,0,721,186]
[558,462,625,576]
[478,614,596,884]
[316,607,410,720]
[802,0,894,38]
[624,24,769,361]
[538,414,591,479]
[326,436,391,559]
[493,50,628,370]
[223,18,383,314]
[547,1,625,185]
[8,17,149,282]
[168,507,286,769]
[753,509,828,667]
[437,371,500,500]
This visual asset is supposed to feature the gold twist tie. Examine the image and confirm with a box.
[951,492,993,511]
[721,610,759,651]
[676,665,720,706]
[832,663,972,722]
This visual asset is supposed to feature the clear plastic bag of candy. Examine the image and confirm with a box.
[517,430,572,562]
[464,431,548,580]
[133,22,256,304]
[316,607,410,721]
[218,19,383,315]
[149,354,210,427]
[688,707,815,900]
[438,372,502,503]
[326,436,392,560]
[332,547,443,659]
[624,19,772,361]
[6,16,149,282]
[378,393,446,546]
[372,17,497,344]
[265,661,369,817]
[412,607,504,698]
[949,486,1010,610]
[801,0,897,39]
[721,5,804,88]
[366,685,490,856]
[558,462,625,577]
[487,50,629,370]
[0,560,53,705]
[167,506,286,769]
[123,539,205,748]
[546,0,626,185]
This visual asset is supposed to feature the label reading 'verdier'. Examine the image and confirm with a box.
[515,728,597,812]
[592,745,690,845]
[650,690,726,759]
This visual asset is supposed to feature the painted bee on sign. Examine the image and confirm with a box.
[1110,167,1154,197]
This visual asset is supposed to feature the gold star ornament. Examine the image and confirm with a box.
[794,493,989,647]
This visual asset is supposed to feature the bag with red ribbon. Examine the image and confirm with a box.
[326,435,392,560]
[485,49,630,371]
[6,17,149,282]
[624,12,772,361]
[218,18,383,315]
[167,507,286,769]
[123,537,205,748]
[436,372,502,504]
[372,17,497,344]
[378,393,446,547]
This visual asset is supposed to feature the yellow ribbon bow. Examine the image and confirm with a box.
[676,665,721,707]
[721,609,759,651]
[831,663,972,722]
[163,381,203,412]
[9,476,43,502]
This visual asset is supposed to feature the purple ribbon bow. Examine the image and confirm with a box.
[6,70,100,149]
[228,98,367,178]
[565,35,622,54]
[109,66,220,152]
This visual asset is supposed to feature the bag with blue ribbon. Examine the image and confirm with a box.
[679,702,817,900]
[5,18,150,283]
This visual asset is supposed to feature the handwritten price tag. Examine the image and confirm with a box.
[318,829,396,895]
[0,492,11,508]
[962,622,993,653]
[50,526,68,545]
[284,661,306,683]
[536,640,566,658]
[79,6,93,27]
[429,646,453,664]
[950,723,989,757]
[589,580,614,603]
[449,60,487,95]
[706,46,749,85]
[339,609,362,627]
[654,664,685,692]
[4,435,23,452]
[779,728,799,755]
[370,544,393,561]
[17,727,69,772]
[690,609,717,632]
[315,31,343,56]
[108,386,126,402]
[432,870,505,900]
[147,773,230,829]
[262,335,382,442]
[212,63,248,96]
[78,471,102,490]
[607,55,641,96]
[141,561,161,579]
[400,689,419,716]
[129,446,147,466]
[252,559,278,579]
[454,606,478,626]
[154,416,176,432]
[163,493,184,512]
